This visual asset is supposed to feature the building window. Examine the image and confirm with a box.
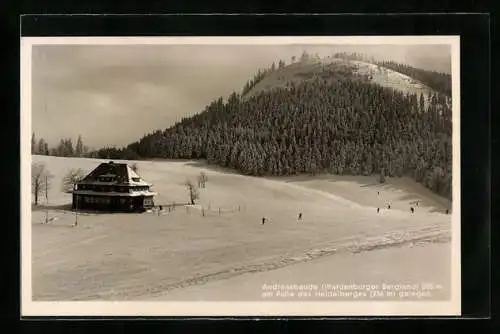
[99,176,116,182]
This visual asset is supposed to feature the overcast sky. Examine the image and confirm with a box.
[31,44,451,149]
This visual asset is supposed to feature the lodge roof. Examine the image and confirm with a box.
[77,161,152,187]
[72,190,157,197]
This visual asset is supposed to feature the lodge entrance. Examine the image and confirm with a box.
[112,196,145,212]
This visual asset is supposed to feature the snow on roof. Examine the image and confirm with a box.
[78,162,151,186]
[125,165,150,186]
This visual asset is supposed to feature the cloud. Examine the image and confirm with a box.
[31,44,451,149]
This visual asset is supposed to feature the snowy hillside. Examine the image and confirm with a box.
[244,57,438,104]
[30,155,452,301]
[351,60,435,98]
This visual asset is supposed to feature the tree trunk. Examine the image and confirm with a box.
[34,184,39,205]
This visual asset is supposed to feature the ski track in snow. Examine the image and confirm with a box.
[72,225,449,300]
[66,184,448,301]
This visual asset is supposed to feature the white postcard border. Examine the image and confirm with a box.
[21,35,461,317]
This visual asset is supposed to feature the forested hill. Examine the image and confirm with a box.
[97,59,453,200]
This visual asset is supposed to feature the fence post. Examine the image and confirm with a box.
[74,198,78,227]
[238,205,240,212]
[218,208,221,216]
[202,206,205,217]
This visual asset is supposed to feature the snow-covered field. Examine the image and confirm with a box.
[29,155,452,301]
[244,57,437,103]
[350,60,435,98]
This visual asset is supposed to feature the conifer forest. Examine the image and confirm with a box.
[91,56,453,200]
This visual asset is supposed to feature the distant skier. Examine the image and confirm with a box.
[387,204,391,209]
[298,212,302,221]
[377,191,380,196]
[262,217,266,225]
[445,209,449,214]
[410,207,414,214]
[377,208,380,214]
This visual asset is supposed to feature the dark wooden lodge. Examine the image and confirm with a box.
[72,161,156,212]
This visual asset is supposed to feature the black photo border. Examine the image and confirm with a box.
[7,12,492,330]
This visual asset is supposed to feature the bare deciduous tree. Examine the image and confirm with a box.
[379,168,386,184]
[62,168,87,193]
[185,179,200,205]
[32,162,52,205]
[197,172,208,188]
[131,163,139,173]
